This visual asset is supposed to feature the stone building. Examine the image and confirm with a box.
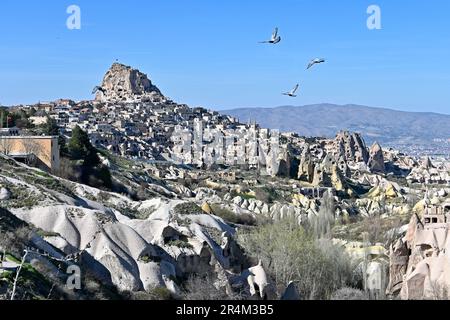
[423,203,450,226]
[0,136,60,173]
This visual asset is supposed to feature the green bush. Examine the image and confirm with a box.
[139,255,161,263]
[174,202,203,215]
[147,286,173,300]
[42,116,59,136]
[210,204,256,226]
[254,187,281,204]
[68,126,91,160]
[238,193,256,200]
[36,229,60,238]
[167,240,193,249]
[62,126,113,190]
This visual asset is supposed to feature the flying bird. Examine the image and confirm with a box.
[259,28,281,44]
[307,58,325,70]
[92,86,105,95]
[282,84,299,97]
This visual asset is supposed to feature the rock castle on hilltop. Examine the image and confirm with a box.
[95,63,166,103]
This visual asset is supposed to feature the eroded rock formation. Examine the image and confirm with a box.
[334,131,369,165]
[368,142,386,174]
[387,202,450,299]
[96,63,165,103]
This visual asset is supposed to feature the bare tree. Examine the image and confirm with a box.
[331,287,367,300]
[22,137,43,165]
[182,274,238,300]
[239,217,354,300]
[310,190,335,239]
[0,227,32,258]
[362,232,369,298]
[0,137,14,155]
[430,280,450,300]
[10,249,29,301]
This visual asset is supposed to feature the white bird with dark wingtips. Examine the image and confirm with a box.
[283,84,299,97]
[307,58,325,70]
[259,27,281,44]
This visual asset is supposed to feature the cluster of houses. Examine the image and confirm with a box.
[3,96,450,187]
[12,98,288,177]
[45,100,243,160]
[423,202,450,227]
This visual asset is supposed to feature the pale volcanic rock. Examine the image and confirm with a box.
[407,159,450,184]
[0,187,11,200]
[96,63,165,103]
[421,157,434,170]
[243,260,277,300]
[297,147,315,182]
[334,131,369,165]
[387,202,450,300]
[0,160,248,296]
[368,142,386,174]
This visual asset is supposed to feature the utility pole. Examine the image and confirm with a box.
[362,232,369,299]
[0,103,4,129]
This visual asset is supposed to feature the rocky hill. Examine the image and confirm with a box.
[95,63,166,103]
[222,104,450,155]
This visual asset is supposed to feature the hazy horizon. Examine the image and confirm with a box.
[4,100,450,117]
[218,103,450,116]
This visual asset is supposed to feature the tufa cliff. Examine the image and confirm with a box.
[95,63,166,103]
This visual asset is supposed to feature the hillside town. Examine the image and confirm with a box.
[1,63,450,301]
[2,63,449,185]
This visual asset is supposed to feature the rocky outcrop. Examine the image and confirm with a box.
[387,202,450,299]
[421,157,434,170]
[0,186,11,200]
[335,239,389,298]
[221,232,247,273]
[407,159,450,185]
[265,147,298,178]
[368,142,386,174]
[95,63,165,103]
[334,131,369,165]
[386,239,409,297]
[243,260,277,300]
[0,159,254,298]
[298,147,315,182]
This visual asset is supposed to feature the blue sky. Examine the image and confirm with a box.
[0,0,449,114]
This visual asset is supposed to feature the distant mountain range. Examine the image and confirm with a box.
[222,104,450,153]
